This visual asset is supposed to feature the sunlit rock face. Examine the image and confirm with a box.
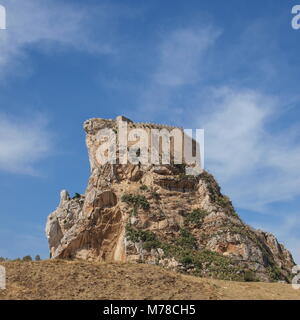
[46,116,295,283]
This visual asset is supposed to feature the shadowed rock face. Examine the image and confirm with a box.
[46,116,295,283]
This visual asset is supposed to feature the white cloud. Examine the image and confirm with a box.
[154,27,220,87]
[136,26,220,118]
[136,23,300,217]
[198,86,300,211]
[0,113,52,174]
[0,0,116,79]
[134,21,300,261]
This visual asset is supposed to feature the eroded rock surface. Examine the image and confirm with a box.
[46,116,295,282]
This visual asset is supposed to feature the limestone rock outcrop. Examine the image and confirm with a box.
[46,116,295,282]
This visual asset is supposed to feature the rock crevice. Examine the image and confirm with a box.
[46,116,295,282]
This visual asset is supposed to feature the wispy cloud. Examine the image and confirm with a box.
[137,26,221,119]
[0,0,121,80]
[198,86,300,211]
[137,22,300,213]
[154,27,220,87]
[0,113,52,174]
[133,21,300,261]
[0,0,136,174]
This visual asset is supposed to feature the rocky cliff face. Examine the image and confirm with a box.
[46,116,295,282]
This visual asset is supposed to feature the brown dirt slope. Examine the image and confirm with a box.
[0,260,299,300]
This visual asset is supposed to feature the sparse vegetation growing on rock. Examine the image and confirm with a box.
[185,209,209,227]
[130,207,137,217]
[125,224,161,250]
[161,242,243,281]
[121,194,150,210]
[179,254,193,265]
[175,228,197,250]
[268,265,285,282]
[150,190,160,200]
[125,224,246,281]
[46,116,296,284]
[244,270,257,282]
[200,172,238,216]
[139,185,148,191]
[216,195,232,209]
[72,193,81,200]
[200,171,221,200]
[22,255,32,262]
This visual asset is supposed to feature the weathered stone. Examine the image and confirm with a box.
[45,116,295,282]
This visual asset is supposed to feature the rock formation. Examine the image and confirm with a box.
[46,116,295,282]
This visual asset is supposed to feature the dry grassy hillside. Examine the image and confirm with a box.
[0,260,299,300]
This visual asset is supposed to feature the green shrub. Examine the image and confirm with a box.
[161,242,243,281]
[121,194,150,210]
[151,191,160,200]
[216,195,231,208]
[72,192,81,200]
[244,270,257,282]
[125,225,162,250]
[140,185,148,191]
[126,224,156,242]
[35,255,41,261]
[180,255,193,265]
[130,207,137,217]
[185,209,209,227]
[125,224,141,243]
[175,228,197,249]
[22,255,32,262]
[139,231,156,242]
[268,265,282,282]
[142,240,161,250]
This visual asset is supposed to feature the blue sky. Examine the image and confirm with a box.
[0,0,300,263]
